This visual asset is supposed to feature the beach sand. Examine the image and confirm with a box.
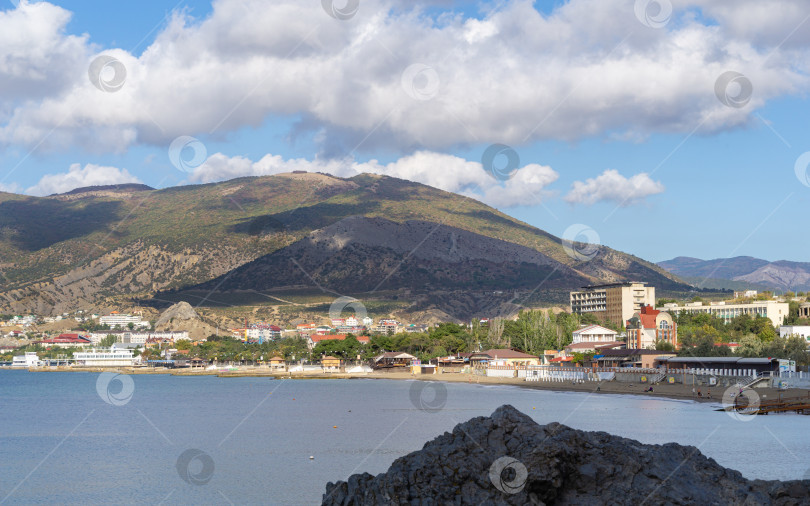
[21,365,810,406]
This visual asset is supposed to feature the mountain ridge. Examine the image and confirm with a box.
[658,256,810,292]
[0,172,690,318]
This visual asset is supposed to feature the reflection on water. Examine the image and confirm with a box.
[0,371,807,505]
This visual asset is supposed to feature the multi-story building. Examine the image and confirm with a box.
[570,282,655,328]
[89,330,190,345]
[99,312,150,329]
[657,300,788,327]
[625,306,677,349]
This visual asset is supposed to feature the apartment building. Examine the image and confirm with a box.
[570,282,655,328]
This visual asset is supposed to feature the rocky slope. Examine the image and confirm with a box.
[323,405,809,505]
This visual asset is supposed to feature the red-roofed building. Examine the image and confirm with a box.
[35,333,92,348]
[626,305,677,350]
[306,333,370,350]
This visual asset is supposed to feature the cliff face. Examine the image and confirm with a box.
[322,405,809,505]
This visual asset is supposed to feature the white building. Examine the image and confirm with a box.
[89,330,190,345]
[74,348,136,367]
[779,326,810,343]
[99,312,150,329]
[572,325,619,344]
[658,300,788,328]
[12,352,41,368]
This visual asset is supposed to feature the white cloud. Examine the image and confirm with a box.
[0,0,808,153]
[0,181,22,194]
[189,150,558,208]
[564,169,664,206]
[26,163,142,196]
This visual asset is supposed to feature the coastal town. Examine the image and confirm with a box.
[4,282,810,410]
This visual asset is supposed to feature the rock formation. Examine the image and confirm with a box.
[155,301,218,340]
[323,405,809,505]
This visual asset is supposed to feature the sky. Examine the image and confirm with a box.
[0,0,809,263]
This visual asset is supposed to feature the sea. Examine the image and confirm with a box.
[1,370,808,505]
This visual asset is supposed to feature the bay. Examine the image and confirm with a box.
[0,370,807,505]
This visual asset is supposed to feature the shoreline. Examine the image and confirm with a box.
[8,366,810,406]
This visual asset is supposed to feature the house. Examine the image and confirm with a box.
[374,352,416,368]
[470,349,540,367]
[321,356,342,371]
[268,356,286,371]
[35,333,92,348]
[572,324,618,344]
[626,306,677,349]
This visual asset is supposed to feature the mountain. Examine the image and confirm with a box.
[0,172,689,319]
[658,256,810,292]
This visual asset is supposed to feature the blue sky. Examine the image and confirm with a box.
[1,0,809,263]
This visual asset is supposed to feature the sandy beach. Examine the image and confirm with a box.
[19,365,810,407]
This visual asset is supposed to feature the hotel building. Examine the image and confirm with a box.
[570,282,655,328]
[657,300,788,327]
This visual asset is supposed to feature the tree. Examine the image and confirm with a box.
[99,334,117,347]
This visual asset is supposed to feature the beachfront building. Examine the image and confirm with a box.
[11,352,41,368]
[99,312,150,329]
[470,349,540,367]
[779,325,810,343]
[268,356,286,371]
[657,300,788,328]
[659,356,780,375]
[626,306,677,349]
[321,356,342,371]
[596,349,675,369]
[374,352,416,368]
[570,282,655,328]
[73,348,136,367]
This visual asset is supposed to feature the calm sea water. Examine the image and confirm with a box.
[1,370,808,505]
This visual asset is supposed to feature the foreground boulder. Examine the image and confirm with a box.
[323,405,809,505]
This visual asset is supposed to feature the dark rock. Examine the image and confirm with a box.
[322,405,810,505]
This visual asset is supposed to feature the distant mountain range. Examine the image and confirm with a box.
[0,172,689,319]
[658,256,810,292]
